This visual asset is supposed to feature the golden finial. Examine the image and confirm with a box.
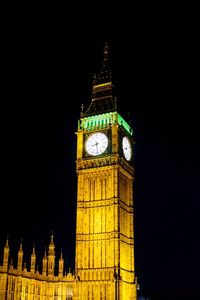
[50,230,54,244]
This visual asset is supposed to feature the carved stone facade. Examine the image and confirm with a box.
[0,236,74,299]
[74,44,137,299]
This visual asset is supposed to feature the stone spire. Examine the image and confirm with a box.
[82,42,117,117]
[3,236,9,271]
[94,42,112,85]
[47,231,55,276]
[30,243,36,273]
[17,239,23,271]
[58,249,64,277]
[42,248,47,276]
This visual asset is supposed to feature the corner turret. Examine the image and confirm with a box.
[58,249,64,277]
[30,243,36,273]
[3,237,9,271]
[17,240,23,271]
[47,232,55,276]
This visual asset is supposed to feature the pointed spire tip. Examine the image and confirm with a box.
[104,41,109,56]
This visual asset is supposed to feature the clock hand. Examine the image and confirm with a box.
[92,141,99,147]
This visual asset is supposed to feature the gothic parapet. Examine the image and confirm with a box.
[77,154,120,170]
[77,155,134,176]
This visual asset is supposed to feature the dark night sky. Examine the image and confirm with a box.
[0,8,199,299]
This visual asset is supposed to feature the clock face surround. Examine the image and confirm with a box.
[122,136,132,161]
[85,132,108,156]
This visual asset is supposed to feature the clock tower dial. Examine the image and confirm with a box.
[85,132,108,156]
[122,135,132,161]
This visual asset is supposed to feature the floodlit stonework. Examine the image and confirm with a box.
[0,236,74,299]
[0,43,137,299]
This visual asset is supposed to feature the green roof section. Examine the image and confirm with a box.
[117,113,133,135]
[78,112,133,135]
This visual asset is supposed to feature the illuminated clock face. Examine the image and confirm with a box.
[122,136,132,161]
[85,132,108,156]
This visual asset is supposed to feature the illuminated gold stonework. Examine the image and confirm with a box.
[0,236,74,299]
[0,44,138,299]
[74,109,137,299]
[93,81,112,90]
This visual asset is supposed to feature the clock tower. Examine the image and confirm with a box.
[74,43,137,300]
